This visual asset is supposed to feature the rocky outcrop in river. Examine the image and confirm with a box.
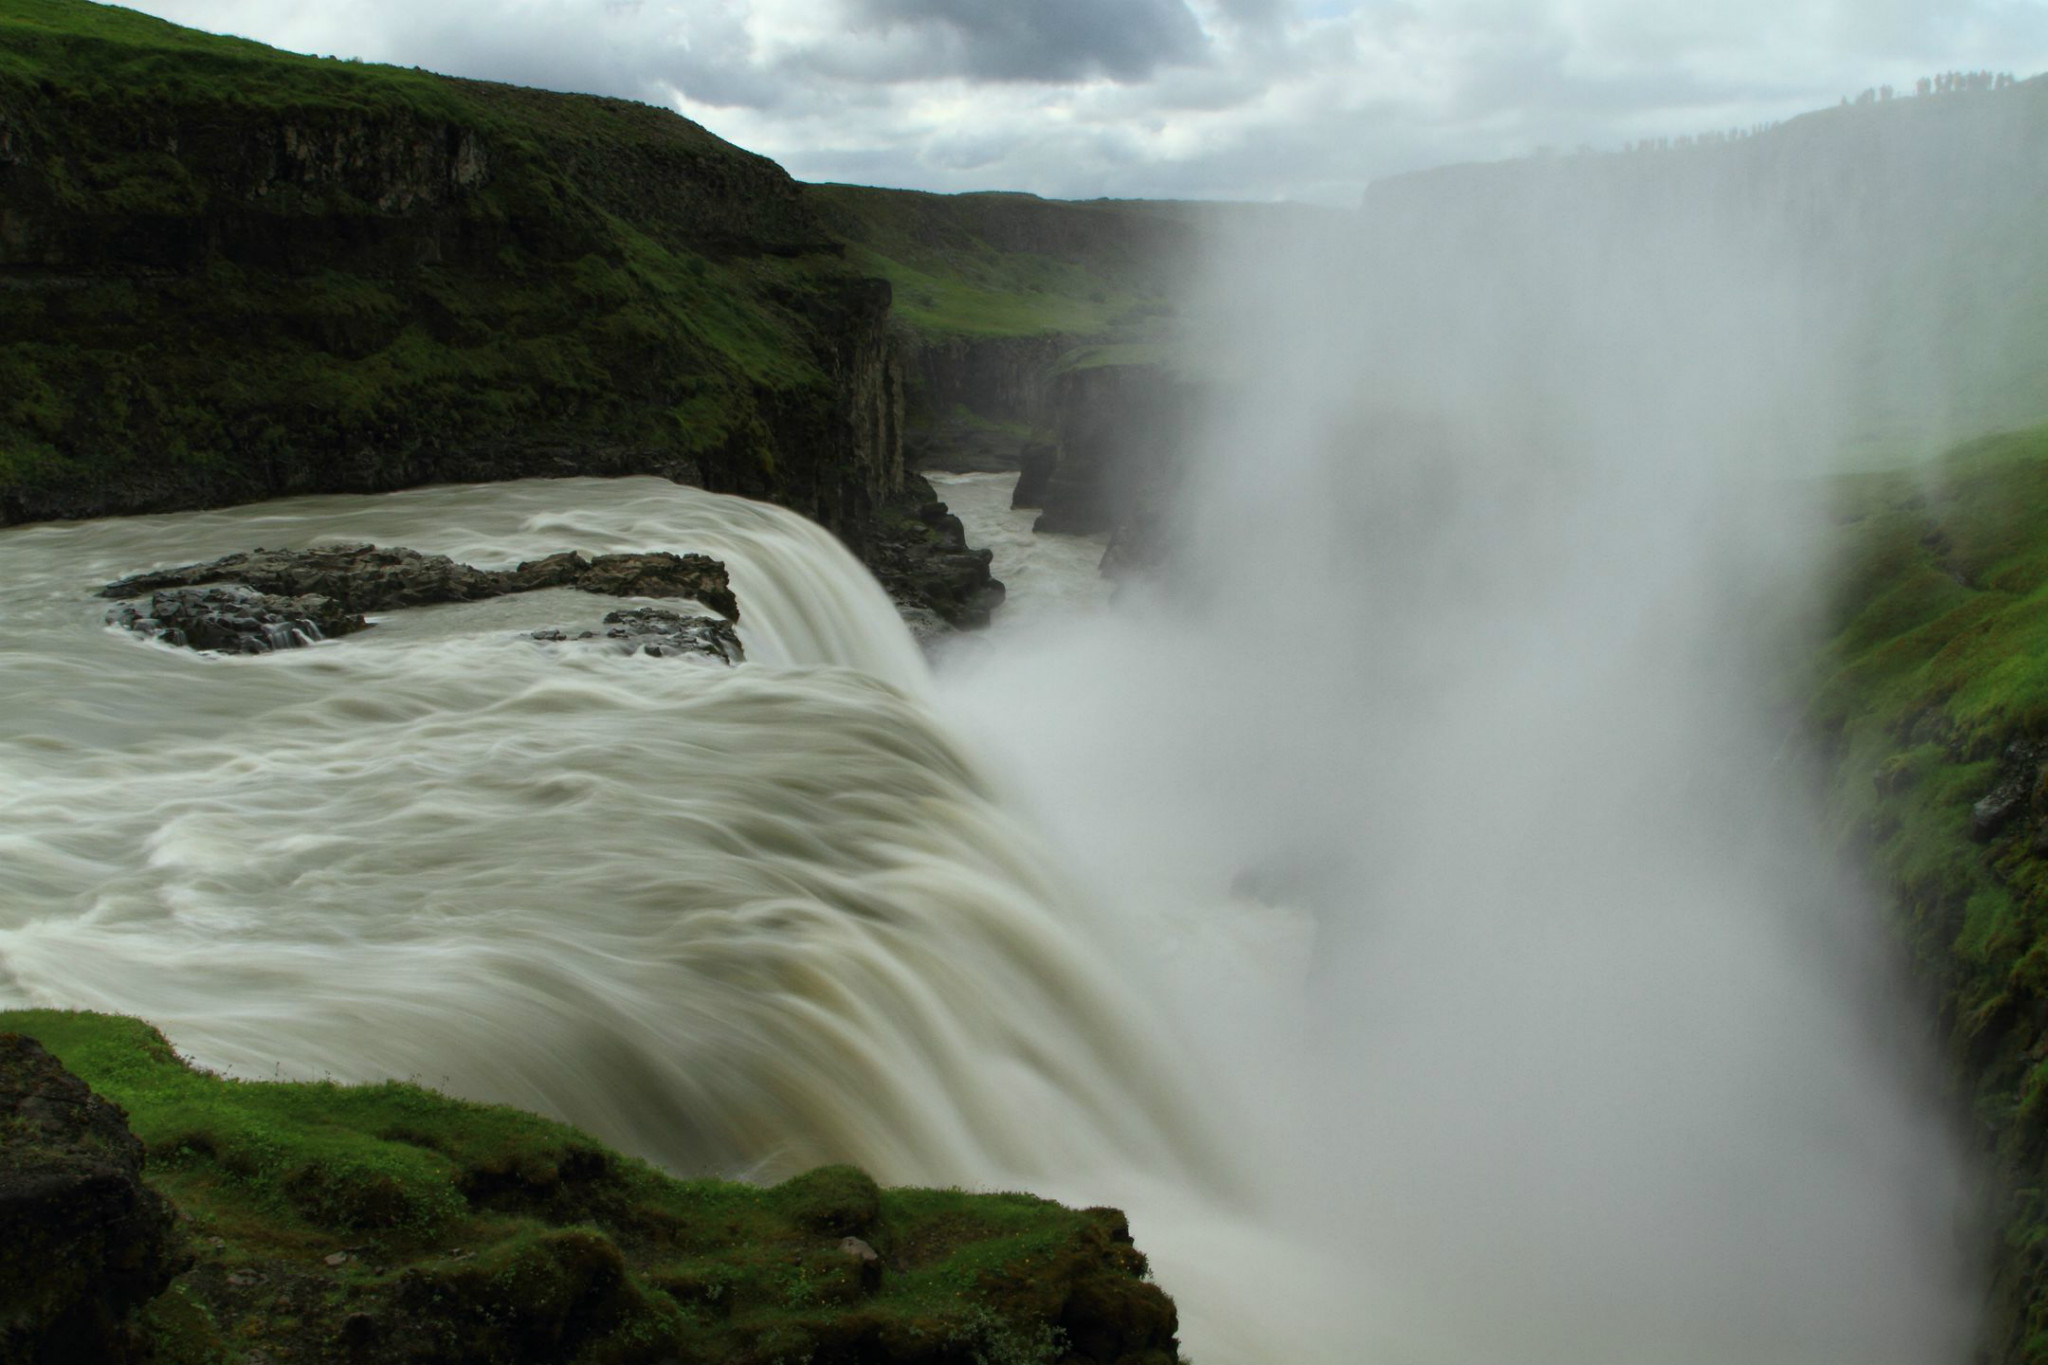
[101,543,746,660]
[108,585,368,654]
[102,544,738,619]
[532,607,744,664]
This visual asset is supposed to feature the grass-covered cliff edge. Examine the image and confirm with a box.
[1814,424,2048,1363]
[1,1009,1180,1365]
[0,0,907,537]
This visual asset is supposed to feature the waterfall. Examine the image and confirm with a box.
[0,448,1986,1360]
[0,478,1208,1195]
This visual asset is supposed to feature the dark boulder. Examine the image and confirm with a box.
[0,1034,188,1365]
[507,551,739,621]
[107,585,368,654]
[1012,441,1058,509]
[1032,364,1200,538]
[1971,739,2048,843]
[530,607,743,664]
[865,478,1007,631]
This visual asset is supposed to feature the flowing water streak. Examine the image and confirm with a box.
[0,477,1214,1195]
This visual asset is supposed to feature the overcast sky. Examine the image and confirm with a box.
[121,0,2048,203]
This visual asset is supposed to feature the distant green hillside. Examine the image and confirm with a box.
[0,0,901,535]
[803,184,1199,343]
[800,186,1323,472]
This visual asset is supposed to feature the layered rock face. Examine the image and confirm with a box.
[1016,364,1207,587]
[903,334,1074,472]
[0,8,918,594]
[864,479,1008,630]
[0,4,1008,626]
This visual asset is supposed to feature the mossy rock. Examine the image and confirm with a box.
[1,1009,1181,1365]
[774,1162,881,1236]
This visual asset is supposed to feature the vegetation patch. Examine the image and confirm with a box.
[1808,422,2048,1361]
[804,185,1193,343]
[4,1009,1179,1365]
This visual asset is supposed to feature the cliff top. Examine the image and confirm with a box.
[0,0,743,160]
[0,0,907,531]
[4,1008,1181,1365]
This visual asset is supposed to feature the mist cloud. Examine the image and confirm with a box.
[122,0,2048,200]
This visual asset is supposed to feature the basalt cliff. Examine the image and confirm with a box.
[0,0,1003,623]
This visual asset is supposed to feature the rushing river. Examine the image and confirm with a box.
[0,465,1986,1361]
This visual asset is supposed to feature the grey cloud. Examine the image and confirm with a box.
[111,0,2048,202]
[847,0,1210,81]
[1206,0,1293,30]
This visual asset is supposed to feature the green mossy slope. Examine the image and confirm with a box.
[802,186,1194,343]
[0,0,902,535]
[3,1009,1178,1365]
[1813,423,2048,1361]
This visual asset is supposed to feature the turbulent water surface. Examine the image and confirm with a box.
[0,478,1204,1183]
[923,471,1112,627]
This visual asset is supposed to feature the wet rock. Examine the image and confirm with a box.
[894,603,952,648]
[1973,786,2027,842]
[0,1033,188,1363]
[1971,739,2048,842]
[513,551,738,621]
[838,1237,881,1292]
[529,607,743,665]
[108,585,367,654]
[865,477,1007,632]
[101,544,738,622]
[1032,363,1198,538]
[1011,440,1057,509]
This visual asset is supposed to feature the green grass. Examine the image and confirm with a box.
[5,1008,1176,1365]
[844,241,1142,338]
[806,184,1195,342]
[1809,422,2048,1361]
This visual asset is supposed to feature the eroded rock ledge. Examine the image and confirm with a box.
[100,544,744,661]
[101,544,739,620]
